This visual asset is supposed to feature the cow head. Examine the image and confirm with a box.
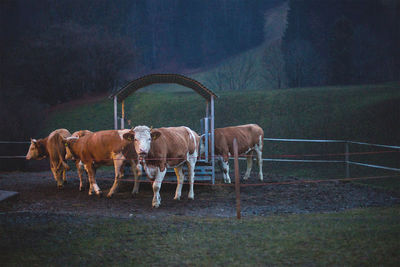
[62,137,78,160]
[123,126,161,158]
[26,138,47,160]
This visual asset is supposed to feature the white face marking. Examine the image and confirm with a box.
[133,126,152,156]
[26,142,39,160]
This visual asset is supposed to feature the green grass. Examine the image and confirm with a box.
[42,82,400,190]
[44,82,400,144]
[1,206,399,266]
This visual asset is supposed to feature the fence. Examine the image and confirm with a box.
[1,138,399,177]
[259,138,400,178]
[1,138,399,219]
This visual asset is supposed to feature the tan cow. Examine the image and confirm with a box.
[26,128,71,188]
[123,126,200,208]
[64,129,141,197]
[70,130,93,191]
[204,124,264,183]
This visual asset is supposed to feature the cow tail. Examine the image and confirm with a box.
[54,133,70,171]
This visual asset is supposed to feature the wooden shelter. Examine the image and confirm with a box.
[109,73,218,183]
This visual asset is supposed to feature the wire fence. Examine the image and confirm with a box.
[1,137,400,174]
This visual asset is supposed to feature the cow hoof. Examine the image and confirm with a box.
[106,193,113,199]
[152,202,160,208]
[174,196,181,201]
[58,185,64,190]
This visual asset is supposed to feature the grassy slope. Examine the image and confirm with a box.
[1,206,399,266]
[42,82,400,186]
[44,82,400,145]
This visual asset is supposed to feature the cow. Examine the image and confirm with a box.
[122,126,200,208]
[26,128,71,188]
[63,129,141,197]
[70,130,93,191]
[203,124,264,183]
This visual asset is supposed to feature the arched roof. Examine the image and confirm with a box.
[109,73,218,102]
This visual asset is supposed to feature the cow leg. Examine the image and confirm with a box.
[51,166,64,189]
[255,138,263,181]
[221,156,231,184]
[173,166,185,200]
[243,151,254,180]
[76,161,85,191]
[186,155,197,200]
[86,164,101,196]
[62,168,67,185]
[131,161,141,196]
[152,168,167,208]
[108,154,125,198]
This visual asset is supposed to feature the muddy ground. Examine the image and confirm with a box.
[0,169,399,218]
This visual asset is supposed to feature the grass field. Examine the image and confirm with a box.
[43,82,400,144]
[42,82,400,188]
[7,82,400,266]
[1,206,399,266]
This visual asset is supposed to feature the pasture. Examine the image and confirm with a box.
[1,82,399,265]
[1,168,400,265]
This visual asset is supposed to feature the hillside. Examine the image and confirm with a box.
[43,82,400,146]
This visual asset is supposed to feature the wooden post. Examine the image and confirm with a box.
[233,138,241,220]
[211,96,215,185]
[114,96,118,130]
[121,100,125,129]
[345,141,350,178]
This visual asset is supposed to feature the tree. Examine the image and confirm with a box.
[263,40,287,89]
[328,17,354,85]
[207,54,257,91]
[15,22,135,105]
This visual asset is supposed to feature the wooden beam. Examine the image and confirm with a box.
[211,96,215,184]
[233,138,241,220]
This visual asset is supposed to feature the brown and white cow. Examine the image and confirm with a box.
[70,130,93,191]
[204,124,264,183]
[26,128,71,188]
[123,126,200,208]
[64,129,141,197]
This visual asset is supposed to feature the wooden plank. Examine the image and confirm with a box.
[234,138,241,219]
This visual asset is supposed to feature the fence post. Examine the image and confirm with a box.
[345,141,350,178]
[233,138,241,220]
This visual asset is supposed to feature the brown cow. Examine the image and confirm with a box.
[64,129,141,197]
[26,128,71,188]
[123,126,200,208]
[71,130,93,191]
[204,124,264,183]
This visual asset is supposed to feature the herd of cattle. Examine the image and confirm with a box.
[25,124,264,208]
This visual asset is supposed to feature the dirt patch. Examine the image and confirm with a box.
[0,170,399,218]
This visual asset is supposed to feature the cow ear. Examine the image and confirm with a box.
[123,132,135,141]
[31,138,37,144]
[151,130,161,141]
